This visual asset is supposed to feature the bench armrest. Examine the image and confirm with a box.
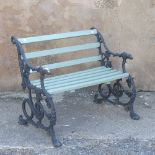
[104,50,133,60]
[26,63,50,90]
[103,50,133,73]
[94,29,133,73]
[28,64,50,75]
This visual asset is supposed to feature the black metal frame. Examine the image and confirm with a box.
[11,36,62,147]
[11,28,139,148]
[93,28,140,120]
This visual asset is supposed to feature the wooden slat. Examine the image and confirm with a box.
[47,73,129,94]
[34,55,102,71]
[31,67,112,86]
[42,55,101,70]
[31,67,129,92]
[18,29,97,44]
[35,70,120,89]
[26,42,100,59]
[31,66,107,84]
[45,71,123,89]
[31,66,110,84]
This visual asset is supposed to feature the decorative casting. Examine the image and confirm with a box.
[11,27,140,147]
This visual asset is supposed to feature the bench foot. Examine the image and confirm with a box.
[130,112,140,120]
[95,75,140,120]
[18,89,62,147]
[94,94,104,104]
[18,115,28,125]
[50,125,62,147]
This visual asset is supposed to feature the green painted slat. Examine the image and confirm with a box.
[36,70,121,89]
[32,70,126,89]
[18,29,97,44]
[32,68,114,87]
[26,42,100,59]
[47,73,129,94]
[31,67,111,84]
[45,71,123,90]
[39,55,102,70]
[42,55,101,70]
[32,66,107,83]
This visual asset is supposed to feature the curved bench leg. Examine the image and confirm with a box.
[18,89,62,147]
[128,76,140,120]
[46,96,62,147]
[50,124,62,147]
[94,76,140,120]
[130,104,140,120]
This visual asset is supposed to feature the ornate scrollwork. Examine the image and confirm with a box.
[109,77,136,106]
[22,98,34,120]
[92,28,140,120]
[94,84,111,104]
[18,89,62,147]
[98,84,111,99]
[94,75,140,120]
[112,80,124,98]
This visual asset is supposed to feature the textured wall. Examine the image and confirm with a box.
[0,0,155,91]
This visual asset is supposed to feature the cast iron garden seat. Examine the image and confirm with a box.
[11,28,140,147]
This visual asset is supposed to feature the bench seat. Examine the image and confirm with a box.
[31,66,129,94]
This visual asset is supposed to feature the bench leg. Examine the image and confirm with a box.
[18,89,62,147]
[94,76,140,120]
[50,123,62,147]
[127,76,140,120]
[46,95,62,147]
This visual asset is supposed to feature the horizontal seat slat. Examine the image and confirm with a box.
[34,70,121,90]
[48,73,129,94]
[26,42,100,59]
[32,67,113,86]
[46,71,124,90]
[31,66,129,94]
[18,29,97,44]
[31,66,111,84]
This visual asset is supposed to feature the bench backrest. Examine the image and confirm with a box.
[14,29,103,73]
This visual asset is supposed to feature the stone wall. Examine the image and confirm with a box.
[0,0,154,91]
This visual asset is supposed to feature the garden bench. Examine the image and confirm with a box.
[11,28,140,147]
